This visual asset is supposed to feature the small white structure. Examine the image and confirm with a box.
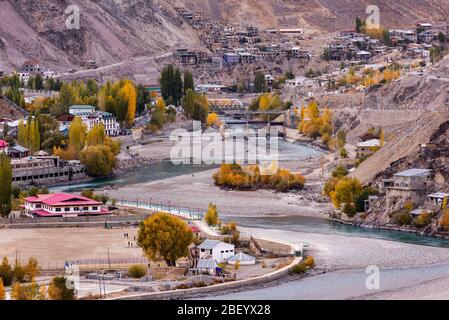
[69,105,96,115]
[198,240,235,263]
[227,253,256,266]
[356,139,381,158]
[197,258,218,275]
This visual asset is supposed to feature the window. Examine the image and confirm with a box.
[92,207,98,211]
[74,207,80,211]
[55,208,61,212]
[36,204,41,209]
[64,208,70,212]
[83,207,89,211]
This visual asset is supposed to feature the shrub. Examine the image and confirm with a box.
[128,265,147,278]
[340,148,348,158]
[292,262,308,274]
[304,256,315,268]
[332,166,349,178]
[0,257,13,286]
[392,210,412,226]
[13,262,26,283]
[234,261,240,270]
[412,212,432,228]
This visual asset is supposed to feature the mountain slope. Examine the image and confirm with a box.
[176,0,449,31]
[0,0,200,72]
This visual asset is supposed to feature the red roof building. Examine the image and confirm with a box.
[23,193,110,217]
[0,139,9,150]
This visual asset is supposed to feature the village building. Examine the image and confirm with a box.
[196,258,218,275]
[18,72,30,84]
[11,156,86,186]
[198,240,235,263]
[227,253,256,266]
[391,169,433,191]
[223,53,240,65]
[22,59,43,74]
[6,145,30,159]
[355,50,372,61]
[356,139,381,158]
[426,192,449,207]
[22,193,110,217]
[69,105,120,136]
[417,23,433,31]
[418,31,436,43]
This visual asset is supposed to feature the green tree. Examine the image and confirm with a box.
[0,154,12,217]
[183,70,195,94]
[355,17,363,33]
[58,82,76,112]
[438,32,447,43]
[137,212,193,266]
[254,71,266,93]
[136,84,150,115]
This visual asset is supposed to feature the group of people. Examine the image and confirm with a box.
[124,232,136,248]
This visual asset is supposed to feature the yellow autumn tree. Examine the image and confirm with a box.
[0,278,5,300]
[206,113,221,128]
[120,80,137,127]
[68,117,87,154]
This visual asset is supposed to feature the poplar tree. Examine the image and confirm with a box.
[0,154,12,217]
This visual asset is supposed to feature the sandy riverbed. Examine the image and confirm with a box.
[107,168,332,218]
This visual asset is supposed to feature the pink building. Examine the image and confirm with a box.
[22,193,110,217]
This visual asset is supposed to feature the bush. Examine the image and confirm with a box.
[412,212,432,228]
[304,256,315,268]
[332,166,349,178]
[340,148,348,158]
[292,256,315,274]
[292,262,308,274]
[128,265,147,278]
[81,189,94,199]
[392,210,412,226]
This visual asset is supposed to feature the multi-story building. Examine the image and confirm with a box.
[11,156,86,186]
[69,105,120,136]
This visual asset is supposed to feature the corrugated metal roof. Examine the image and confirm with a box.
[197,259,217,269]
[395,169,432,177]
[228,253,256,262]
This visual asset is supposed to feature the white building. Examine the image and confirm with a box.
[69,105,96,115]
[197,259,218,275]
[227,253,256,266]
[18,72,30,84]
[69,105,120,136]
[198,240,235,263]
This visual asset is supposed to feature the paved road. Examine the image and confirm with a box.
[56,51,173,78]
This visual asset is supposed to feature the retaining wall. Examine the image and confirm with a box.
[107,257,301,300]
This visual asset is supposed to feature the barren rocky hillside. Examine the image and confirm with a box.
[1,0,448,74]
[176,0,449,31]
[0,0,200,72]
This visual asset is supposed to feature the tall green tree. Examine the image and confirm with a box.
[254,72,266,93]
[0,154,12,217]
[183,70,195,94]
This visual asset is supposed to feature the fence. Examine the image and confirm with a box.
[0,213,151,225]
[117,200,203,220]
